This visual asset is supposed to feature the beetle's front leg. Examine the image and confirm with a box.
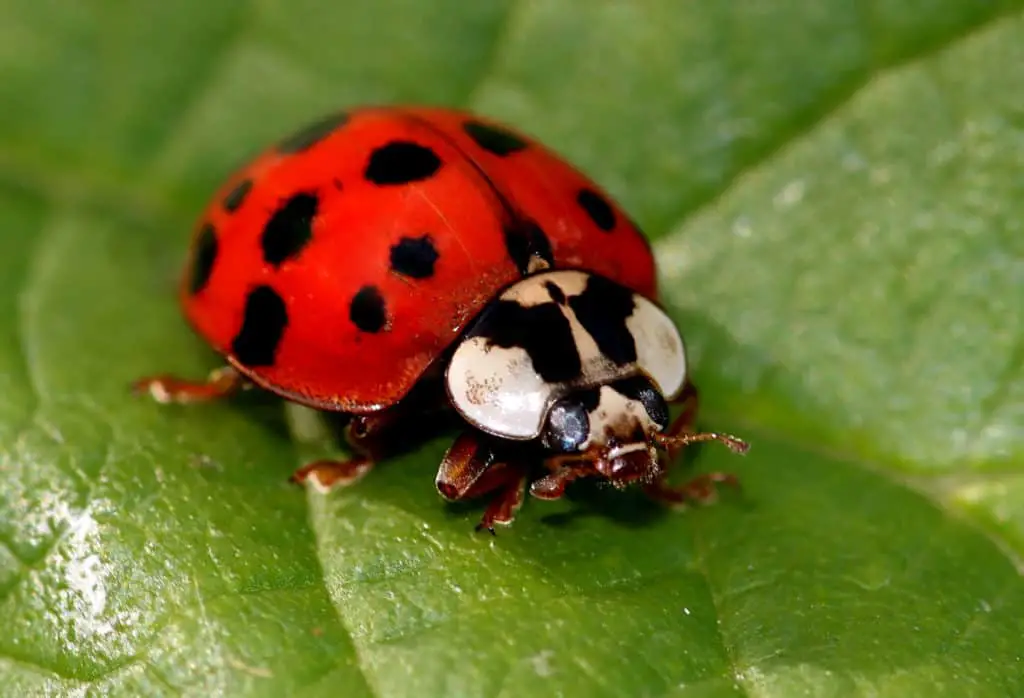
[435,431,529,533]
[529,454,592,500]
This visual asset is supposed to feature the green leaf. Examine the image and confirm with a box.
[2,2,1023,696]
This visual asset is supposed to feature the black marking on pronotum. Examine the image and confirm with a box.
[364,141,442,185]
[503,219,554,276]
[188,223,219,295]
[278,111,349,153]
[568,274,637,366]
[349,285,388,333]
[575,386,602,413]
[261,192,318,266]
[222,179,253,213]
[232,285,288,367]
[463,120,528,156]
[577,187,616,232]
[544,281,566,305]
[472,300,581,384]
[611,375,669,428]
[389,235,440,279]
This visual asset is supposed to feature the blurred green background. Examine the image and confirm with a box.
[1,1,1023,696]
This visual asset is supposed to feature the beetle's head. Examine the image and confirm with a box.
[539,376,666,485]
[535,375,748,493]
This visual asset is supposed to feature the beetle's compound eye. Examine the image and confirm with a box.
[610,375,670,429]
[541,400,591,453]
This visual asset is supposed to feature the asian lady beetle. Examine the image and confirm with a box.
[134,106,749,531]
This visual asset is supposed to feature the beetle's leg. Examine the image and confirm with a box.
[435,431,497,500]
[132,366,247,403]
[290,408,401,490]
[436,431,528,533]
[472,462,529,534]
[529,455,592,500]
[291,456,374,490]
[645,380,746,507]
[642,472,740,506]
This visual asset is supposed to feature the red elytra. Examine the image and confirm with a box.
[183,106,656,414]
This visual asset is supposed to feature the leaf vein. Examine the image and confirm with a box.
[13,210,62,408]
[661,7,1024,235]
[690,523,752,698]
[301,495,384,698]
[460,0,525,107]
[973,333,1024,444]
[0,646,145,684]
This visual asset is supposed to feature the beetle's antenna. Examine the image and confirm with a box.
[653,431,750,455]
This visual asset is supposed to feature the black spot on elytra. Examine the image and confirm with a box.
[365,141,442,185]
[390,235,439,279]
[577,188,616,232]
[188,224,218,295]
[503,219,554,275]
[278,111,349,153]
[568,274,637,366]
[222,179,253,213]
[350,285,388,333]
[544,281,566,305]
[463,120,528,156]
[262,192,318,266]
[472,300,580,384]
[232,285,288,367]
[611,375,669,428]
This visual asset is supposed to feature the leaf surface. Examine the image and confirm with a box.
[1,2,1023,696]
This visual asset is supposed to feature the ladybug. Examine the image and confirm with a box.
[134,106,748,531]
